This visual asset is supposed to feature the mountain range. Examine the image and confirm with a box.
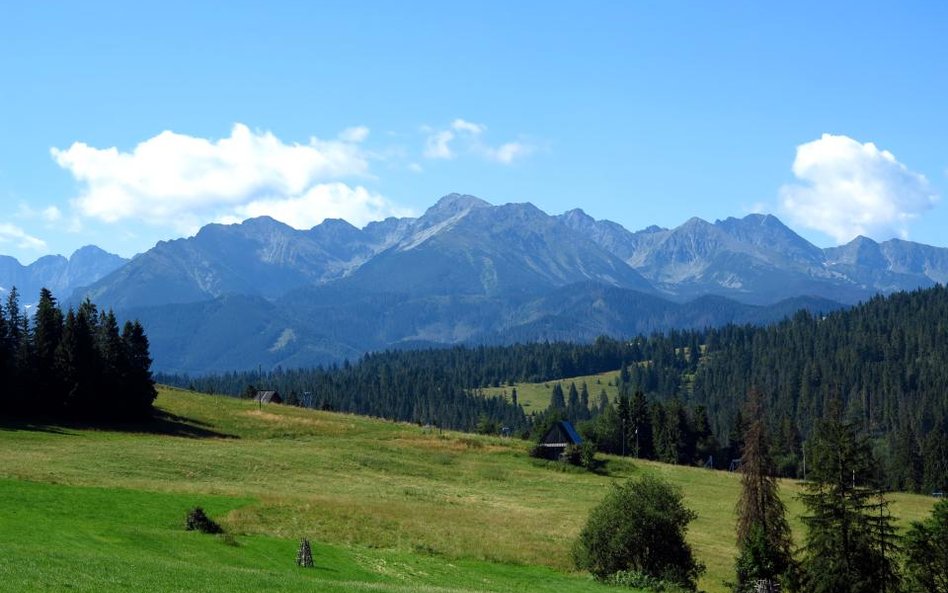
[5,194,947,373]
[0,246,128,308]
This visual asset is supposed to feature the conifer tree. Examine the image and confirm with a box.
[799,399,900,593]
[733,389,794,592]
[902,498,948,593]
[56,308,97,415]
[567,382,581,421]
[630,390,653,459]
[122,320,157,416]
[579,382,590,420]
[596,389,609,415]
[550,383,566,410]
[32,288,64,410]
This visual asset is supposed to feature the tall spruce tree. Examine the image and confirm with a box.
[902,498,948,593]
[799,399,900,593]
[122,320,157,416]
[733,389,795,592]
[550,383,566,410]
[56,308,97,415]
[32,288,64,411]
[630,390,653,459]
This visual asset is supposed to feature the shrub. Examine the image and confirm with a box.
[563,444,583,465]
[185,507,223,534]
[607,570,690,592]
[903,498,948,593]
[579,441,598,469]
[573,475,704,590]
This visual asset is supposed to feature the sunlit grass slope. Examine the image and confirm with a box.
[0,386,935,593]
[477,370,622,411]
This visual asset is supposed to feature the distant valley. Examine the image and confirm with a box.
[5,194,948,373]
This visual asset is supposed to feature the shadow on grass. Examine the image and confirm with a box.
[0,410,237,439]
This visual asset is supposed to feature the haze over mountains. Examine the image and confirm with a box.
[5,194,948,373]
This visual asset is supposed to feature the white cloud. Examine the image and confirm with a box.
[41,206,62,222]
[52,123,408,233]
[0,223,47,251]
[451,118,485,135]
[484,142,533,165]
[339,126,370,143]
[424,129,456,159]
[423,119,534,165]
[779,134,938,243]
[219,183,413,229]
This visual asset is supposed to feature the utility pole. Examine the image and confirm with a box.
[802,441,806,481]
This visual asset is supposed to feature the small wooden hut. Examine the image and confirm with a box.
[537,420,583,460]
[254,390,283,404]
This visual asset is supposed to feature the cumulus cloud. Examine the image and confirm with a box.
[338,126,370,143]
[423,119,533,165]
[52,123,409,233]
[779,134,938,243]
[451,118,485,135]
[0,223,47,251]
[484,142,533,165]
[218,183,413,229]
[424,129,456,159]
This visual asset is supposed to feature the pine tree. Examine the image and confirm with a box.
[567,382,581,421]
[32,288,64,412]
[692,405,717,467]
[550,383,566,410]
[596,389,609,416]
[902,498,948,593]
[733,389,794,592]
[799,399,900,593]
[97,310,127,415]
[122,320,157,417]
[56,308,97,415]
[630,390,653,459]
[579,382,590,421]
[921,431,948,494]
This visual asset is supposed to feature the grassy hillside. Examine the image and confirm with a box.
[477,370,622,411]
[0,387,936,593]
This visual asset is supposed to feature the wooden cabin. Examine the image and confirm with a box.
[254,390,283,404]
[537,420,583,460]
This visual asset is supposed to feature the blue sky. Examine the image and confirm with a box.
[2,1,947,263]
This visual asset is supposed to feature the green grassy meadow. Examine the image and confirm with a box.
[0,387,936,593]
[476,370,622,411]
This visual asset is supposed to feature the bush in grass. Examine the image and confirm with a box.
[573,475,704,590]
[564,444,583,465]
[185,507,223,534]
[579,441,597,469]
[607,570,690,592]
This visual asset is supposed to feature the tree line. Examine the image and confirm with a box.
[161,285,948,491]
[572,390,948,593]
[0,287,156,420]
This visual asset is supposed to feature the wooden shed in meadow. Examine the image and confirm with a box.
[537,420,583,459]
[254,390,283,404]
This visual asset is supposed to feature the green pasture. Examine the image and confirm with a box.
[0,386,935,593]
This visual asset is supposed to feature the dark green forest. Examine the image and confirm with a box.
[160,338,641,432]
[164,285,948,492]
[0,287,156,420]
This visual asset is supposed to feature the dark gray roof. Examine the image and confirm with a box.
[254,390,281,403]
